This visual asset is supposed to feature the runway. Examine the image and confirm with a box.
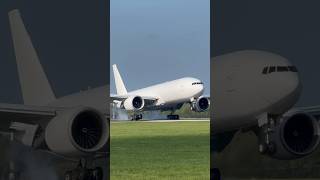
[111,119,210,123]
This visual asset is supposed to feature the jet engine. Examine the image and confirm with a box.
[258,112,320,159]
[191,96,210,112]
[45,107,109,157]
[123,96,144,111]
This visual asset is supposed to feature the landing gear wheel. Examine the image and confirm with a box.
[91,167,103,180]
[64,171,72,180]
[267,142,276,154]
[132,114,143,121]
[211,168,221,180]
[167,114,179,120]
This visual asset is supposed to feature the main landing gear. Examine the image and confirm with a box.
[131,114,143,121]
[167,114,180,120]
[167,109,180,120]
[211,168,221,180]
[64,159,103,180]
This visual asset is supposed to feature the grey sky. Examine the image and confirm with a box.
[0,0,109,103]
[110,0,210,94]
[212,0,320,106]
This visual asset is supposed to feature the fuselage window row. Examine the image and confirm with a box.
[262,66,298,74]
[192,82,203,85]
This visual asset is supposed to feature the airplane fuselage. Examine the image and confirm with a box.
[127,77,205,111]
[212,50,301,133]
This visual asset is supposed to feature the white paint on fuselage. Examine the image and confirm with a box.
[212,50,301,133]
[128,77,204,109]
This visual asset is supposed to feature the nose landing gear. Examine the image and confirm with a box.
[64,159,103,180]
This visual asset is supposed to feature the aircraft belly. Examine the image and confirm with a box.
[144,101,184,111]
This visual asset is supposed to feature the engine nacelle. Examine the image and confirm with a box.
[45,107,109,157]
[259,112,320,160]
[191,96,210,112]
[123,96,144,111]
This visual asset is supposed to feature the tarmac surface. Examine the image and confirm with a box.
[111,119,210,123]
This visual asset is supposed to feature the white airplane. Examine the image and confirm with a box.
[211,50,320,178]
[210,50,320,180]
[111,64,210,120]
[0,10,109,180]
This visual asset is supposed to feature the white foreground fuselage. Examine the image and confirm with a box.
[212,50,301,133]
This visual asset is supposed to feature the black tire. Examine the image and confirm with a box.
[211,168,221,180]
[268,142,276,154]
[167,115,179,120]
[92,167,103,180]
[133,114,142,121]
[64,171,72,180]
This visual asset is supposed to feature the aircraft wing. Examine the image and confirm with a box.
[0,103,58,127]
[110,94,158,102]
[110,94,128,101]
[291,105,320,119]
[0,103,65,145]
[201,95,210,99]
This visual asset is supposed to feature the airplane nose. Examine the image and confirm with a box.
[260,71,302,114]
[199,84,204,93]
[276,72,302,109]
[286,73,301,95]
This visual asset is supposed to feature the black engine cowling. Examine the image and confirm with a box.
[259,112,320,159]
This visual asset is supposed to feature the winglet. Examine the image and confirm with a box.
[9,9,56,105]
[112,64,127,95]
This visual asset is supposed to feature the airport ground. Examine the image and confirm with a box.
[110,119,210,180]
[222,179,320,180]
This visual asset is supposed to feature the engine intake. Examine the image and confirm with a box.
[259,112,320,159]
[45,107,109,157]
[191,96,210,112]
[281,113,320,156]
[123,96,144,111]
[72,111,103,149]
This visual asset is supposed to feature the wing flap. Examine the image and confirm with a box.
[110,94,158,101]
[0,103,58,131]
[110,94,158,108]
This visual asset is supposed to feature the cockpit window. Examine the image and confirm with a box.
[288,66,298,72]
[192,82,203,85]
[262,65,298,74]
[277,66,288,72]
[269,66,276,73]
[262,67,268,74]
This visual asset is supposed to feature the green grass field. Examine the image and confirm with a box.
[110,120,210,180]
